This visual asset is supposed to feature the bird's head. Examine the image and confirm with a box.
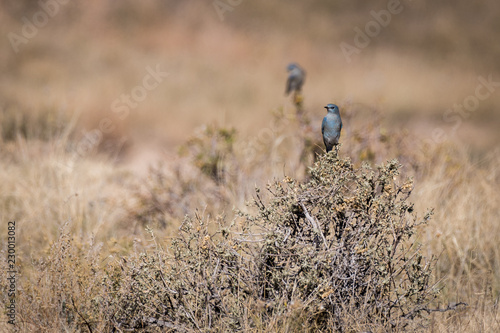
[324,104,340,113]
[287,63,299,72]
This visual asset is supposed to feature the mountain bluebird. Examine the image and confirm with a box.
[322,104,342,152]
[285,63,306,96]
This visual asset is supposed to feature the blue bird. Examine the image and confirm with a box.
[285,63,306,96]
[322,104,342,152]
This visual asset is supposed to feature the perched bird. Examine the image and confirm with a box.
[285,63,306,96]
[322,104,342,152]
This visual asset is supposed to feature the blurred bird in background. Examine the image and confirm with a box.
[285,63,306,107]
[322,104,342,153]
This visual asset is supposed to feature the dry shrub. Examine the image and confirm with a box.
[181,125,238,185]
[241,151,437,331]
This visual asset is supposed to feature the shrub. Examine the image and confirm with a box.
[244,150,437,330]
[181,125,237,185]
[103,150,437,331]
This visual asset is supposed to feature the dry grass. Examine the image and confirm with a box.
[0,0,499,331]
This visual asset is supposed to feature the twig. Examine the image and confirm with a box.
[71,297,93,333]
[402,302,468,320]
[300,202,329,250]
[423,302,468,313]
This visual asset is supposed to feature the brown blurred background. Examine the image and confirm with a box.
[1,0,499,166]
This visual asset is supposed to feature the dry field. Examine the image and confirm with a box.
[0,0,499,331]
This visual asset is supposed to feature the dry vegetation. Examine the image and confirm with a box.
[1,0,499,331]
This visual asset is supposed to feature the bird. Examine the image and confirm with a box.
[285,63,306,96]
[322,104,342,153]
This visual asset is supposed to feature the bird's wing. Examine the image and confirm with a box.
[285,76,292,95]
[298,70,305,86]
